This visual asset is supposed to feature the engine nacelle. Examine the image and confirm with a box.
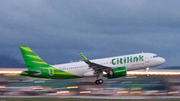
[106,67,127,79]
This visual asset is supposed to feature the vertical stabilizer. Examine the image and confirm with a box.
[20,46,51,71]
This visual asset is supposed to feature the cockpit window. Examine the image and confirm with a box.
[153,55,158,58]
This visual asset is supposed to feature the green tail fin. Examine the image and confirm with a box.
[20,46,51,71]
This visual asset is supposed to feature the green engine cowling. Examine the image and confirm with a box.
[107,67,127,79]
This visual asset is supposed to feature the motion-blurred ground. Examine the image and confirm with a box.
[0,73,180,97]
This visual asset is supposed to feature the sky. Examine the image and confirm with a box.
[0,0,180,68]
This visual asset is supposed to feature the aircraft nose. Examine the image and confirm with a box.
[159,57,165,64]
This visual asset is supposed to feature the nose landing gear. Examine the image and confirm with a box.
[145,68,149,76]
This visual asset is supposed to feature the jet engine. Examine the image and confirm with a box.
[104,67,127,79]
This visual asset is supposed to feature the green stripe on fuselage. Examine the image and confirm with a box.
[21,67,80,79]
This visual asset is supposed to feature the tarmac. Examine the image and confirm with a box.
[1,96,180,99]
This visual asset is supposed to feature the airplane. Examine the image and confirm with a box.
[20,46,165,84]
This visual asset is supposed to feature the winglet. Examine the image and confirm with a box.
[79,52,88,61]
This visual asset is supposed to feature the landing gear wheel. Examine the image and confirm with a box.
[95,79,103,84]
[98,79,103,84]
[95,80,99,84]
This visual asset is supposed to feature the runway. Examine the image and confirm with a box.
[1,95,180,100]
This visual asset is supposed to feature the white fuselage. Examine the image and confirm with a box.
[53,53,165,77]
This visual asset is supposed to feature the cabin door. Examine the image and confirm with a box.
[48,67,54,76]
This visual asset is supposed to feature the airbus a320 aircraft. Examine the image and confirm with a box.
[20,46,165,84]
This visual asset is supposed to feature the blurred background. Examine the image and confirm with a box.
[1,68,180,97]
[1,0,180,99]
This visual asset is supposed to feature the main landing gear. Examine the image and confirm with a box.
[95,79,103,84]
[145,68,149,76]
[95,73,103,84]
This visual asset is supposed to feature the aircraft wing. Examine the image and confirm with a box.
[79,52,112,74]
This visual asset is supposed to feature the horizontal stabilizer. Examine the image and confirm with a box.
[23,71,41,74]
[23,70,41,75]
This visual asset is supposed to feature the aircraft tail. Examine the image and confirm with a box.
[20,46,51,71]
